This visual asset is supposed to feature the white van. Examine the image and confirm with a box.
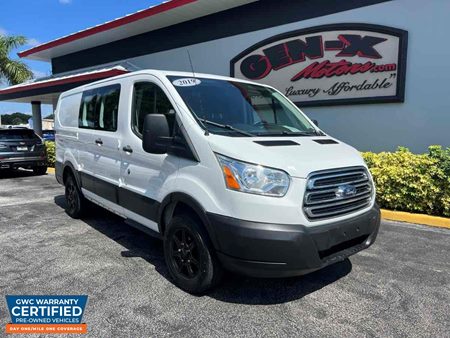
[55,70,380,293]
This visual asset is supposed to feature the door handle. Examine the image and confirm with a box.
[95,138,103,145]
[122,145,133,153]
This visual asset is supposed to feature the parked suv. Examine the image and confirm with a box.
[0,128,48,175]
[55,70,380,293]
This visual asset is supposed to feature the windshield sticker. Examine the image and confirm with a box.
[172,78,202,87]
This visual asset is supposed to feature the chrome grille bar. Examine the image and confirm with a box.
[303,167,373,220]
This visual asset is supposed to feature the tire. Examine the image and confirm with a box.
[164,214,223,294]
[33,166,48,175]
[64,174,86,218]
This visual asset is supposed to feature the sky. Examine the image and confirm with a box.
[0,0,163,116]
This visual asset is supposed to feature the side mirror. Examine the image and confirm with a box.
[312,119,319,127]
[142,114,173,154]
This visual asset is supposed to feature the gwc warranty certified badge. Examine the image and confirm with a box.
[5,296,88,334]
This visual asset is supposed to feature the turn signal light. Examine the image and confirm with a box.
[222,166,241,190]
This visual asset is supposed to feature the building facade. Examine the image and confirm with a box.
[0,0,448,152]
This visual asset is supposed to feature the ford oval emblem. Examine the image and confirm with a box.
[336,184,357,199]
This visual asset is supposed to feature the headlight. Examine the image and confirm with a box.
[216,154,290,197]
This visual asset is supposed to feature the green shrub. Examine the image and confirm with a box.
[428,146,450,216]
[362,146,450,217]
[45,141,55,168]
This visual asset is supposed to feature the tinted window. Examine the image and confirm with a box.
[78,84,120,131]
[79,91,98,129]
[132,82,175,137]
[97,86,120,131]
[0,129,39,140]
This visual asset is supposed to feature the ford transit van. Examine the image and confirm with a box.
[55,70,380,293]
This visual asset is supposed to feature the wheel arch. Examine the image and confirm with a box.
[62,161,81,188]
[158,193,219,250]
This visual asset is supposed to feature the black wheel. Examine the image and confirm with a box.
[33,166,48,175]
[164,215,223,294]
[65,174,86,218]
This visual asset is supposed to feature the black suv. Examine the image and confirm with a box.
[0,128,48,175]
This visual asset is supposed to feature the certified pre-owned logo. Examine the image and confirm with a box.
[5,295,88,335]
[335,184,357,199]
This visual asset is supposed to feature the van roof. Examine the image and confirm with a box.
[59,69,269,97]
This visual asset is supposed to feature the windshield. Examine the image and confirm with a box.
[168,76,317,137]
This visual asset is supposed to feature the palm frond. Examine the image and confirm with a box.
[0,58,33,85]
[0,35,28,54]
[0,35,33,85]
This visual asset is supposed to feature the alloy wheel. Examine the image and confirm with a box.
[169,228,200,279]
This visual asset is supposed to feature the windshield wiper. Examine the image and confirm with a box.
[198,119,255,137]
[256,130,319,137]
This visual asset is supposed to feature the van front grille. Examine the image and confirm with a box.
[303,167,373,220]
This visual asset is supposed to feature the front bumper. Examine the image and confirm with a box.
[207,204,380,277]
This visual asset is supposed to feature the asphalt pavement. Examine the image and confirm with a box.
[0,171,449,337]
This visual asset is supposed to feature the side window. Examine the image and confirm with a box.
[132,82,175,137]
[79,90,98,129]
[97,85,120,132]
[78,84,120,131]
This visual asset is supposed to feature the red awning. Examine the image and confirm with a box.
[18,0,257,61]
[0,66,128,104]
[18,0,196,59]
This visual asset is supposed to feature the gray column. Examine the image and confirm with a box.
[31,101,42,137]
[52,96,59,112]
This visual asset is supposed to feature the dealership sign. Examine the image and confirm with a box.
[231,24,408,106]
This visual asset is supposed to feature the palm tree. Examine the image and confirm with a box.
[0,35,33,85]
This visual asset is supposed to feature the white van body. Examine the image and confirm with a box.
[55,70,380,293]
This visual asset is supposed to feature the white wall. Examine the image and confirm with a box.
[123,0,449,153]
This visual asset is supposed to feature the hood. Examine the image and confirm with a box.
[207,135,366,178]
